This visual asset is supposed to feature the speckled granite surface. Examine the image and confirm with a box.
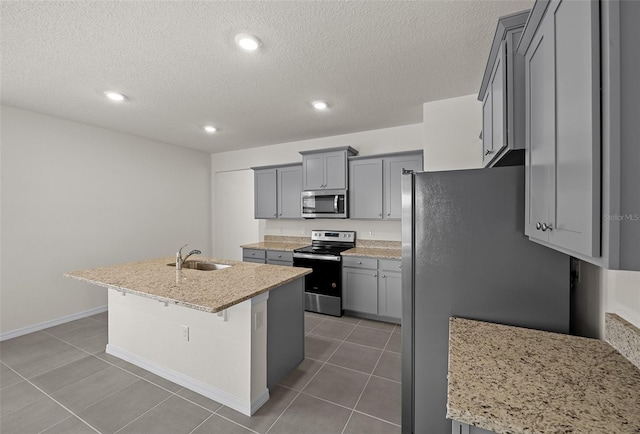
[447,317,640,434]
[606,313,640,371]
[355,239,401,249]
[341,247,401,260]
[66,257,311,313]
[240,235,310,252]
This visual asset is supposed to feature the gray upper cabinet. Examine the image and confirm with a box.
[252,164,302,219]
[517,0,640,270]
[349,151,423,220]
[349,158,383,219]
[254,168,278,219]
[478,11,528,167]
[300,147,358,190]
[521,0,601,257]
[277,165,302,219]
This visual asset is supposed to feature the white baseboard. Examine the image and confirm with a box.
[0,305,108,341]
[106,344,269,416]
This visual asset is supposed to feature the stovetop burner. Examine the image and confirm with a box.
[293,230,356,257]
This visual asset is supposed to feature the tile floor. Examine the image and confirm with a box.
[0,311,401,434]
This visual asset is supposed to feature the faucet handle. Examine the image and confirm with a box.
[178,244,189,257]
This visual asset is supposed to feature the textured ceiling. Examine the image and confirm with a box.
[1,1,531,153]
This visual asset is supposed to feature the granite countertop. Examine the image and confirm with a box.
[447,317,640,433]
[240,241,309,251]
[341,247,401,260]
[66,257,311,313]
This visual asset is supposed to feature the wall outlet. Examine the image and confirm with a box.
[254,311,264,330]
[182,325,189,341]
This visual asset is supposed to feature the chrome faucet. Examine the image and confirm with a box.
[176,244,201,270]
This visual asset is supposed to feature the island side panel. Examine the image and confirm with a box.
[106,288,264,415]
[267,277,305,390]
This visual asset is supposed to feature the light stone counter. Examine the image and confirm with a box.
[447,317,640,433]
[241,235,310,252]
[66,257,311,313]
[341,247,401,260]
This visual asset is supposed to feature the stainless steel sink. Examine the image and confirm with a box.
[167,261,231,271]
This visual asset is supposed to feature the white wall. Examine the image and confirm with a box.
[0,106,212,337]
[211,93,483,256]
[423,94,483,171]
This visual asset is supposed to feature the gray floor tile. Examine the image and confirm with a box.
[176,388,223,412]
[40,416,97,434]
[304,335,341,362]
[328,342,382,374]
[308,320,355,340]
[47,321,107,346]
[278,359,323,391]
[345,326,392,350]
[191,414,253,434]
[385,331,402,353]
[51,366,138,413]
[304,312,329,321]
[72,333,108,355]
[1,333,87,379]
[0,363,22,390]
[77,379,171,434]
[326,315,361,325]
[0,396,71,434]
[355,376,401,425]
[0,381,45,417]
[89,311,109,323]
[93,351,150,377]
[267,393,351,434]
[373,351,401,382]
[142,371,184,392]
[31,355,110,394]
[358,318,396,332]
[302,364,369,409]
[304,316,324,333]
[343,411,401,434]
[41,318,96,338]
[117,394,210,434]
[216,386,298,433]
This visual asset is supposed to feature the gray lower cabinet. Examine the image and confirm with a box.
[266,250,294,266]
[252,164,302,220]
[242,248,266,264]
[342,256,401,322]
[349,151,423,220]
[451,421,495,434]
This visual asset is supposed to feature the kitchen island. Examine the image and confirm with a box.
[66,257,311,416]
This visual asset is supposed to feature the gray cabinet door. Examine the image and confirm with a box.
[547,0,600,256]
[243,248,266,264]
[278,165,302,219]
[524,16,552,242]
[524,0,601,256]
[489,41,507,164]
[254,169,277,219]
[378,271,401,319]
[302,153,325,190]
[342,267,378,314]
[349,158,383,219]
[482,87,493,165]
[384,154,423,219]
[323,151,348,190]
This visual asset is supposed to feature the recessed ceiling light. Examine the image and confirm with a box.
[312,101,329,110]
[104,91,126,102]
[204,125,217,134]
[235,33,261,51]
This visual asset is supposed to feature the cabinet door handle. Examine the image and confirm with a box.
[387,213,391,216]
[536,222,542,230]
[373,274,377,277]
[379,213,383,217]
[358,261,362,264]
[381,274,386,278]
[541,223,553,232]
[485,149,494,156]
[273,213,277,217]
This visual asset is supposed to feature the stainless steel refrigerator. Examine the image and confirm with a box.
[401,166,570,434]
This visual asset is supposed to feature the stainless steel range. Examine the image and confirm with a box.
[293,230,356,317]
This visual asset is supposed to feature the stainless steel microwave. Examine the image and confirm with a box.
[301,190,348,219]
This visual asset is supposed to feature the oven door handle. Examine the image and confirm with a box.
[293,253,341,262]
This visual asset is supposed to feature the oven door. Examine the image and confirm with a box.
[293,254,343,316]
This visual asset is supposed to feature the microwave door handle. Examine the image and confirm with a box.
[334,195,339,212]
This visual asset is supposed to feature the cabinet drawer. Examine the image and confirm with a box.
[243,249,266,260]
[379,259,402,272]
[266,250,293,262]
[342,256,377,269]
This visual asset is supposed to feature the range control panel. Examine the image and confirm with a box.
[311,230,356,243]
